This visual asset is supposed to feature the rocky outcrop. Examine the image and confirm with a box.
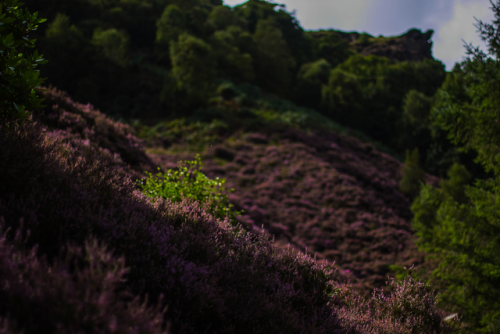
[312,28,436,63]
[355,28,435,62]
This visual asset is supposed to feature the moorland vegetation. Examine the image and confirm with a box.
[1,0,500,332]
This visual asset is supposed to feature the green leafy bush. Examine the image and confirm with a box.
[91,27,130,67]
[0,0,47,126]
[136,154,242,225]
[170,32,216,104]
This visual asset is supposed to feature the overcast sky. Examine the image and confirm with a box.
[223,0,496,70]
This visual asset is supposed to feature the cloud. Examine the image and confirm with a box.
[432,0,495,70]
[223,0,496,70]
[223,0,372,31]
[362,0,454,36]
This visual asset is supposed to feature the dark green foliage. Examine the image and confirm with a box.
[207,5,246,31]
[42,13,116,109]
[397,90,435,167]
[412,177,500,333]
[92,27,130,67]
[440,162,472,203]
[402,90,433,132]
[12,0,446,163]
[233,0,312,64]
[355,32,372,45]
[210,25,255,82]
[294,58,332,109]
[321,54,446,151]
[308,31,354,68]
[411,2,500,331]
[399,148,425,199]
[170,32,216,105]
[0,0,47,126]
[432,56,500,176]
[252,17,296,96]
[157,4,186,45]
[155,4,186,63]
[321,67,363,120]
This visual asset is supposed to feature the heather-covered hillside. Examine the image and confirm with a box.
[0,86,459,333]
[5,0,500,331]
[32,86,158,180]
[31,85,439,295]
[146,119,440,294]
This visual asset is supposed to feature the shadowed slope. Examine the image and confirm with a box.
[33,86,158,180]
[0,120,344,333]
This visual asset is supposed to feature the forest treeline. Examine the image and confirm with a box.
[19,0,483,179]
[3,0,500,332]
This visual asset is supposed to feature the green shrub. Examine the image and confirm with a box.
[399,148,425,199]
[0,0,47,126]
[136,154,242,225]
[91,28,130,67]
[402,89,433,133]
[440,162,471,203]
[170,33,216,104]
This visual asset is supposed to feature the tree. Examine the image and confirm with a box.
[321,53,446,147]
[210,26,255,82]
[233,0,311,64]
[411,1,500,331]
[399,148,425,199]
[207,5,246,32]
[440,162,472,203]
[155,4,186,63]
[294,58,331,109]
[0,0,47,126]
[309,31,354,68]
[321,67,362,122]
[402,90,433,133]
[252,18,296,96]
[170,32,216,105]
[156,4,186,46]
[42,13,94,96]
[91,28,129,67]
[397,90,434,161]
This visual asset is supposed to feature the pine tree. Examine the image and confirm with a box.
[412,1,500,331]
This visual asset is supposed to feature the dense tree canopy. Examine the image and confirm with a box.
[412,1,500,332]
[321,54,446,151]
[16,0,453,168]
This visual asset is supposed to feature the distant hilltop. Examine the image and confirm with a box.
[308,28,435,63]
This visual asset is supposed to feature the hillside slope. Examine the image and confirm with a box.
[32,85,439,294]
[0,85,461,332]
[33,86,158,180]
[146,116,440,294]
